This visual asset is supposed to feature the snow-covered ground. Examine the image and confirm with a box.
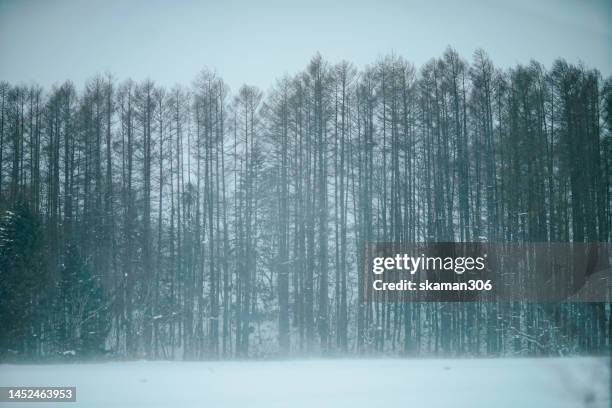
[0,357,609,408]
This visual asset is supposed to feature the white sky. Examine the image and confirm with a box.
[1,0,610,93]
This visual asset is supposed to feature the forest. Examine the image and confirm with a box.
[0,48,610,361]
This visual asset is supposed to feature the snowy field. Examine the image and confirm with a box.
[0,357,609,408]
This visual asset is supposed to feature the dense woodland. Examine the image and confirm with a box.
[0,49,611,360]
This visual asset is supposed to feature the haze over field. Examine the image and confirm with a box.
[1,358,609,408]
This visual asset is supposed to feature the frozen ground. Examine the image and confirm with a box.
[0,357,609,408]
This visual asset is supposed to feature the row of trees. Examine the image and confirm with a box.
[1,49,610,360]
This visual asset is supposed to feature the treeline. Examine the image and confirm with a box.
[0,49,610,360]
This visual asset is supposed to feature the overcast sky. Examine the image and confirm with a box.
[1,0,610,93]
